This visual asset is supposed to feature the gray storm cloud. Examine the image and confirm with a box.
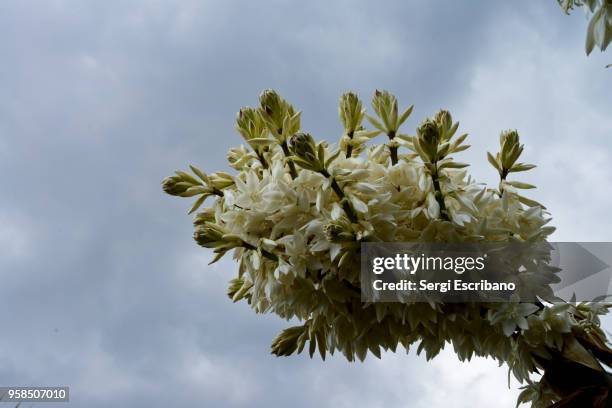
[0,1,610,407]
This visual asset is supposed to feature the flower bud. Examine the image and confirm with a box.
[323,217,354,242]
[289,132,318,163]
[500,129,519,149]
[259,89,286,133]
[499,130,523,170]
[339,92,364,134]
[162,175,190,196]
[236,107,254,131]
[417,119,440,161]
[259,89,283,118]
[227,145,253,170]
[420,120,440,144]
[258,90,300,141]
[209,172,235,189]
[434,110,453,132]
[193,222,226,248]
[193,208,216,227]
[271,326,304,357]
[371,90,397,127]
[236,107,267,143]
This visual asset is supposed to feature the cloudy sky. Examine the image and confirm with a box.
[0,1,611,407]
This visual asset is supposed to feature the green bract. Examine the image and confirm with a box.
[558,0,612,55]
[164,90,612,407]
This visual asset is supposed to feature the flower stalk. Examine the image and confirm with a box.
[487,129,541,207]
[280,140,298,178]
[289,132,358,223]
[339,92,366,158]
[235,107,271,169]
[367,90,413,165]
[415,118,448,220]
[162,166,230,213]
[194,221,278,263]
[258,90,301,178]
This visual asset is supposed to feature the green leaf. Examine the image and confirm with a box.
[396,104,414,127]
[366,115,385,132]
[325,149,342,167]
[355,340,368,362]
[309,333,317,358]
[515,385,536,408]
[232,280,253,302]
[176,170,202,185]
[602,6,612,51]
[518,195,545,209]
[291,157,317,171]
[439,161,469,170]
[389,99,398,129]
[505,181,536,189]
[296,331,308,354]
[452,144,470,153]
[451,133,468,150]
[208,250,227,265]
[180,186,209,197]
[509,163,536,173]
[447,122,459,139]
[378,104,391,131]
[316,331,327,360]
[586,7,604,55]
[189,165,209,183]
[487,152,501,173]
[317,143,325,166]
[562,337,602,371]
[368,341,382,359]
[437,142,450,158]
[188,194,207,214]
[413,138,430,162]
[247,137,273,146]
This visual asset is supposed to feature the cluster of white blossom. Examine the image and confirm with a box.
[163,90,611,407]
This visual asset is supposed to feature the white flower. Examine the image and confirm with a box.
[234,170,267,209]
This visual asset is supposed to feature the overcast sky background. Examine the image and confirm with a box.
[0,1,611,407]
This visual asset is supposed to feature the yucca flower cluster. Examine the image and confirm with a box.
[163,90,612,407]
